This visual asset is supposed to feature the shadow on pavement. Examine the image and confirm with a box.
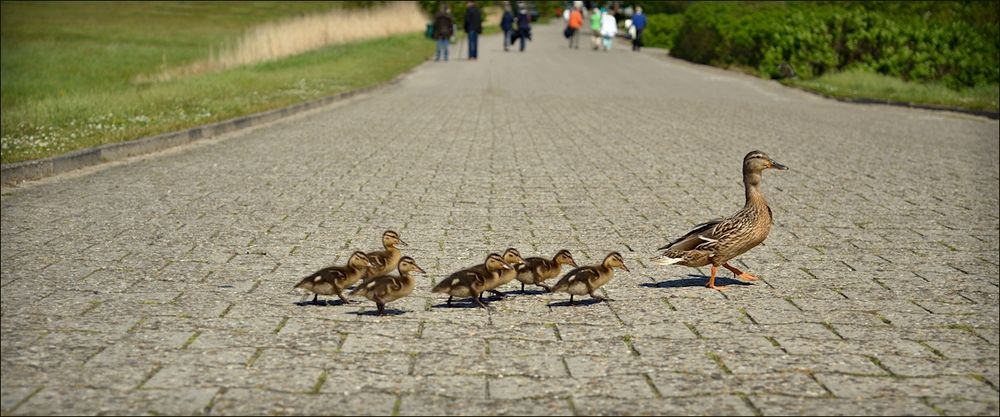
[294,299,352,307]
[354,308,407,316]
[547,298,604,308]
[641,274,752,288]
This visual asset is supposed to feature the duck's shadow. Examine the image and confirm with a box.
[547,298,603,308]
[641,274,752,289]
[354,308,407,316]
[294,299,352,307]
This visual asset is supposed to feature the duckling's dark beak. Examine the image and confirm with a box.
[414,265,426,274]
[621,263,630,272]
[397,239,409,247]
[501,261,513,270]
[769,160,788,170]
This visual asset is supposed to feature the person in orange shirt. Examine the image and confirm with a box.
[567,2,584,49]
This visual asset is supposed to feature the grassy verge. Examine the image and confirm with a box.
[1,2,432,164]
[784,69,999,112]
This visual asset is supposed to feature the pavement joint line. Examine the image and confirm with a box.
[180,331,201,349]
[245,347,264,369]
[310,369,328,395]
[564,396,579,416]
[969,373,1000,393]
[684,322,704,339]
[622,334,641,356]
[661,298,678,311]
[919,396,948,416]
[707,352,733,375]
[911,300,935,314]
[738,307,759,325]
[643,373,663,399]
[7,385,45,414]
[135,365,163,390]
[273,317,289,334]
[559,356,572,378]
[202,387,228,415]
[737,393,764,416]
[390,395,402,416]
[218,302,235,319]
[820,322,845,340]
[915,340,947,359]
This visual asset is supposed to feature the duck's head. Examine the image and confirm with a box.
[502,248,525,266]
[603,252,630,272]
[484,253,513,272]
[382,230,407,249]
[348,251,372,269]
[743,151,788,174]
[397,256,425,274]
[555,249,577,267]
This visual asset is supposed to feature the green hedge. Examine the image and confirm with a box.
[648,2,998,89]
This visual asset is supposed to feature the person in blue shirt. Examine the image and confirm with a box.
[515,6,531,52]
[631,6,647,51]
[500,3,514,52]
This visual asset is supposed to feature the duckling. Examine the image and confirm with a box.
[652,151,788,290]
[348,256,424,316]
[551,252,629,305]
[359,230,407,284]
[514,249,577,292]
[432,253,512,309]
[293,251,371,304]
[478,248,526,299]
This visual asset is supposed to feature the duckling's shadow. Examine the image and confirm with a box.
[294,299,351,307]
[512,289,548,296]
[354,308,407,316]
[547,298,604,308]
[641,274,752,289]
[432,300,487,309]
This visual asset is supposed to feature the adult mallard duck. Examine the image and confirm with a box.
[652,151,788,290]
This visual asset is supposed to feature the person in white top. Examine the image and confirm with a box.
[600,10,617,51]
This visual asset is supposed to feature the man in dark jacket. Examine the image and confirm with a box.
[515,6,531,52]
[432,5,454,61]
[464,1,482,60]
[500,3,514,51]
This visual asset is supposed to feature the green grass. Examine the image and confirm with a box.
[1,1,433,164]
[785,68,999,113]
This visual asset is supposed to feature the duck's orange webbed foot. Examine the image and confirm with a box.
[723,263,758,282]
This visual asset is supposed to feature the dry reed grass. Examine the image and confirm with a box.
[139,2,427,82]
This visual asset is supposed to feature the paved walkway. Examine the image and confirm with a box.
[2,24,998,415]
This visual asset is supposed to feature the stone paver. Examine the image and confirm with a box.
[2,23,998,415]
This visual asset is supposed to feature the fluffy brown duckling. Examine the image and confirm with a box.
[652,151,787,290]
[431,253,512,308]
[478,248,526,299]
[360,230,407,284]
[294,251,371,304]
[348,256,424,316]
[514,249,577,292]
[551,252,629,305]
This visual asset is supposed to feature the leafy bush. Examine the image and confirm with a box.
[667,1,998,89]
[642,14,685,50]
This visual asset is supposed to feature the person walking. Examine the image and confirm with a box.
[432,5,454,61]
[500,3,514,52]
[631,6,647,51]
[516,6,531,52]
[567,2,583,49]
[464,1,482,60]
[600,8,617,51]
[589,7,602,50]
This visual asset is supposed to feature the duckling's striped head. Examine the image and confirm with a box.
[485,253,513,271]
[397,256,424,274]
[503,248,525,265]
[348,251,371,269]
[381,230,407,248]
[603,252,630,272]
[555,249,577,267]
[743,151,788,173]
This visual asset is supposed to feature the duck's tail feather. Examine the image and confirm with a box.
[650,254,683,266]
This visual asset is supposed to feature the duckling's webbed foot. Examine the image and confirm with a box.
[723,263,758,281]
[337,293,353,304]
[590,293,612,302]
[310,294,323,305]
[538,283,553,292]
[474,295,489,309]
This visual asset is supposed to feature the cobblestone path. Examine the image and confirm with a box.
[2,24,998,415]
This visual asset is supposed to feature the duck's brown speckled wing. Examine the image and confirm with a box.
[658,219,722,252]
